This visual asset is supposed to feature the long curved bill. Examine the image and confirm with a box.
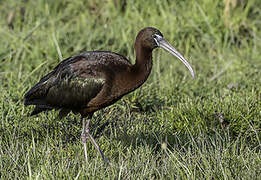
[155,35,195,78]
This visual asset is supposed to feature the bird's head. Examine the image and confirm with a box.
[135,27,195,78]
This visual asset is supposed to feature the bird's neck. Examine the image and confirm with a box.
[110,45,153,98]
[130,45,153,87]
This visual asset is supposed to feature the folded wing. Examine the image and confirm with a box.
[24,54,105,116]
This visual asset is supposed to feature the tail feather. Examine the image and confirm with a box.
[30,105,53,116]
[24,76,55,116]
[24,98,46,106]
[24,70,56,106]
[24,83,48,105]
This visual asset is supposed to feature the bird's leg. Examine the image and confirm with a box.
[81,119,89,163]
[81,118,110,164]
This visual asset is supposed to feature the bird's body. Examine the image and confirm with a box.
[24,27,194,163]
[24,50,153,118]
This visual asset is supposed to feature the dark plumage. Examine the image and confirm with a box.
[24,27,194,163]
[25,51,131,118]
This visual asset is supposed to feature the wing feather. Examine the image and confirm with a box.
[24,51,131,116]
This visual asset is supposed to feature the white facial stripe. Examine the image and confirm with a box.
[154,38,160,46]
[153,34,163,46]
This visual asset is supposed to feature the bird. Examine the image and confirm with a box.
[24,27,195,163]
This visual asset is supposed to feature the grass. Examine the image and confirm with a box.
[0,0,260,179]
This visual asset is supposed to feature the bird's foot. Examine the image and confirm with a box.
[88,133,111,165]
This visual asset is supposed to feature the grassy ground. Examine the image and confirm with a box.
[0,0,260,179]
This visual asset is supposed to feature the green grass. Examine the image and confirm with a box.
[0,0,260,179]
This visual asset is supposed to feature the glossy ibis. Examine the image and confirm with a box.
[24,27,194,163]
